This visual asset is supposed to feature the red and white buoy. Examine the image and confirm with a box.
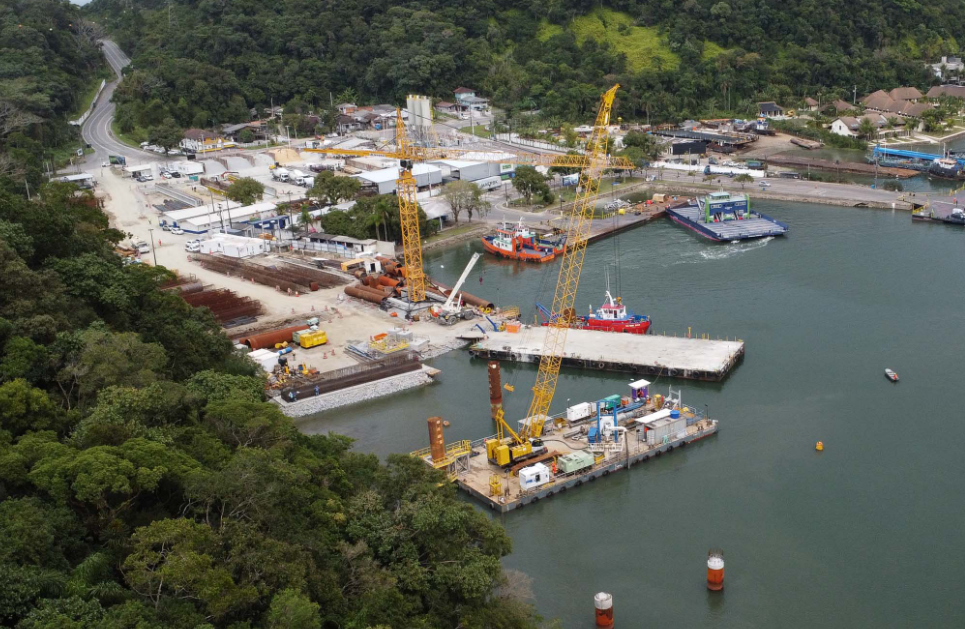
[707,549,725,591]
[594,592,614,628]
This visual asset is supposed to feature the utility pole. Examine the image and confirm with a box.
[148,228,157,265]
[853,85,857,105]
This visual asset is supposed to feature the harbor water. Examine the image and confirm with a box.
[300,202,965,627]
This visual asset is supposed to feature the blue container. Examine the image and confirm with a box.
[588,426,600,444]
[670,409,680,419]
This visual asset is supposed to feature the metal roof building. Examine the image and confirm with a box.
[356,164,442,195]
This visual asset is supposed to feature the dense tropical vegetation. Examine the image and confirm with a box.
[0,0,106,195]
[85,0,962,132]
[0,5,542,627]
[0,186,539,629]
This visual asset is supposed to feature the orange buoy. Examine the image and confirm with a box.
[707,549,724,591]
[815,441,824,451]
[594,592,613,628]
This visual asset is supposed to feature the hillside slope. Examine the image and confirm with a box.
[85,0,958,130]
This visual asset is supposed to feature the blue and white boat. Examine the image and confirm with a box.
[665,190,788,242]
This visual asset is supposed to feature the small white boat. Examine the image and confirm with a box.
[885,369,899,382]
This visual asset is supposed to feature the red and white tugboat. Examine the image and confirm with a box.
[537,290,651,334]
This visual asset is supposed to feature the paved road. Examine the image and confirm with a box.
[82,40,152,165]
[645,167,907,208]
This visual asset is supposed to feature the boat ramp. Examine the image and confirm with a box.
[467,327,744,381]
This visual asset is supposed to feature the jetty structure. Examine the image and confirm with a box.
[414,84,723,513]
[468,327,743,381]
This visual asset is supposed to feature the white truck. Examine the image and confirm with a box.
[272,168,290,182]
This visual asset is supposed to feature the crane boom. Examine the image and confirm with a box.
[485,85,622,468]
[304,146,635,170]
[393,110,426,302]
[522,85,621,438]
[442,252,481,311]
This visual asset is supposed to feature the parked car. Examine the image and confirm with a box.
[134,241,150,254]
[141,174,154,181]
[167,149,182,155]
[139,141,151,148]
[160,222,171,231]
[160,172,172,179]
[184,240,201,252]
[171,172,182,178]
[170,226,184,235]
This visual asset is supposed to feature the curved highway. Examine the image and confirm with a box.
[82,40,152,163]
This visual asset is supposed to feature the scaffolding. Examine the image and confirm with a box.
[410,439,472,480]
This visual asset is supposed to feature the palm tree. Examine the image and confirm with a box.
[858,118,876,140]
[904,117,917,137]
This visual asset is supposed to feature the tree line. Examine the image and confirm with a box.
[0,0,106,195]
[83,0,964,135]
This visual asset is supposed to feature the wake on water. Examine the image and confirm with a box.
[666,236,775,265]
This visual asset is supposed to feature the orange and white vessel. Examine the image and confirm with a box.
[481,220,565,263]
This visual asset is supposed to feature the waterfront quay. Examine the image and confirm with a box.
[468,328,744,381]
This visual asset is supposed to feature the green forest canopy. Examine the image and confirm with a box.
[0,0,105,192]
[85,0,959,130]
[0,4,544,627]
[0,166,542,629]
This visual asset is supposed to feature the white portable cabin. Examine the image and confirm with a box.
[518,463,551,491]
[57,173,95,188]
[123,164,153,177]
[247,349,280,372]
[198,234,270,258]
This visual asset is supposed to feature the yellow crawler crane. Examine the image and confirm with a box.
[304,109,634,304]
[486,84,622,467]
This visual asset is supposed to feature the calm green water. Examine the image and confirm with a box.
[301,203,965,628]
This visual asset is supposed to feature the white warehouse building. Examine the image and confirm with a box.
[429,159,513,182]
[356,163,442,195]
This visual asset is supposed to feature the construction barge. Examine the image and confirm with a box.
[468,327,744,381]
[413,380,718,513]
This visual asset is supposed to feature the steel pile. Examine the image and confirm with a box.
[193,253,344,293]
[278,351,423,400]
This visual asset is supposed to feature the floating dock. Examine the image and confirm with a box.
[414,384,719,513]
[666,200,788,242]
[468,328,743,381]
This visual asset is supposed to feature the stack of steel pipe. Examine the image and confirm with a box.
[179,288,264,323]
[344,285,387,304]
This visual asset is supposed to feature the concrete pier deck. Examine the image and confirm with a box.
[468,327,744,381]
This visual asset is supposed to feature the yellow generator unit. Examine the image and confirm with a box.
[298,330,328,349]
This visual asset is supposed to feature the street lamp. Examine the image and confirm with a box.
[147,228,157,265]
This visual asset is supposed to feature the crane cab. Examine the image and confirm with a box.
[485,438,543,467]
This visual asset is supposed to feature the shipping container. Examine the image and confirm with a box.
[298,330,328,349]
[519,463,551,491]
[646,417,686,445]
[567,401,596,422]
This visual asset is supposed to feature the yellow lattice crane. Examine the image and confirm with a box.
[485,85,622,468]
[304,109,634,303]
